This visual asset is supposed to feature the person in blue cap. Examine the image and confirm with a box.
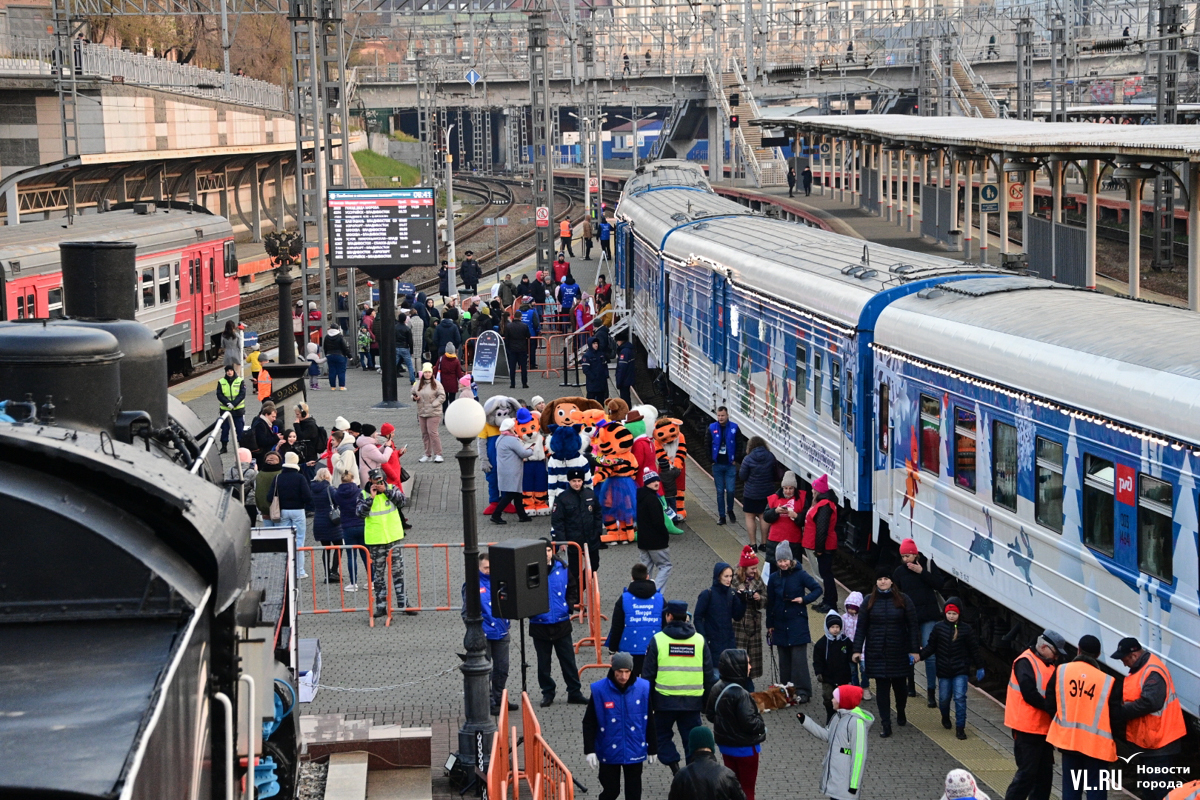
[642,599,715,775]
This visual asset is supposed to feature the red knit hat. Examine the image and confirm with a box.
[833,684,863,710]
[738,545,759,568]
[380,423,395,437]
[899,538,919,555]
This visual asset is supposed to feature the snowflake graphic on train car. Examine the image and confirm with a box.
[969,507,997,575]
[1007,527,1035,594]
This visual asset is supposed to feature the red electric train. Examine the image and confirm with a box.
[0,204,238,376]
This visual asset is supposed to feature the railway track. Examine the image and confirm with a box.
[171,178,617,385]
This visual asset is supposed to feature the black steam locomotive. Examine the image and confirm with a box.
[0,242,299,799]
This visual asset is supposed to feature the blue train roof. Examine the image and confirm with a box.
[877,277,1200,446]
[619,163,1006,327]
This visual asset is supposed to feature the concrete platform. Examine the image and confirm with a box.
[177,233,1053,800]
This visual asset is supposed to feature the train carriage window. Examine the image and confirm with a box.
[796,345,807,406]
[174,262,181,300]
[46,288,63,319]
[813,352,823,416]
[953,407,977,493]
[141,267,155,308]
[878,382,889,453]
[224,241,237,277]
[1035,438,1064,533]
[845,376,854,437]
[15,295,24,319]
[26,293,33,317]
[1083,455,1115,555]
[1138,475,1173,581]
[992,421,1018,511]
[919,394,940,474]
[209,257,216,292]
[158,264,171,304]
[831,360,842,424]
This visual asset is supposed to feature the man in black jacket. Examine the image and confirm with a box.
[893,537,947,706]
[667,726,745,800]
[394,313,415,379]
[615,336,636,405]
[582,337,610,404]
[705,649,765,800]
[550,469,603,606]
[460,251,481,295]
[636,472,672,591]
[248,401,281,466]
[432,313,462,360]
[502,312,531,389]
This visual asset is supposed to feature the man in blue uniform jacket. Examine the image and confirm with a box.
[605,562,664,679]
[530,541,587,707]
[462,552,516,716]
[583,651,659,800]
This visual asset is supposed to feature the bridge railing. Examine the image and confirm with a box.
[0,33,286,112]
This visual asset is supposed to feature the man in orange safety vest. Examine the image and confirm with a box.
[1046,635,1120,800]
[1111,637,1186,800]
[1003,629,1068,800]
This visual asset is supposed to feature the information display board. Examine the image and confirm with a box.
[328,188,437,276]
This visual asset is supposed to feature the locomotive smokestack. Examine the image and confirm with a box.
[59,241,168,427]
[61,241,137,320]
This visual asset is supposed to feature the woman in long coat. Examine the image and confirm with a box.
[310,468,343,583]
[852,566,920,738]
[493,418,533,523]
[732,545,767,680]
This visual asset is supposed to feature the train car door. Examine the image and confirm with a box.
[188,256,205,354]
[711,273,728,409]
[877,379,892,518]
[659,267,670,373]
[615,221,630,307]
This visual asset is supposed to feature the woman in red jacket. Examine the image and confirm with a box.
[436,343,466,411]
[762,471,808,567]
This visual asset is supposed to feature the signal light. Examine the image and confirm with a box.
[730,114,740,128]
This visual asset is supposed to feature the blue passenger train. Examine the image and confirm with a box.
[614,159,1200,718]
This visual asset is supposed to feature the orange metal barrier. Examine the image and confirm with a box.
[574,560,610,678]
[485,688,576,800]
[377,541,501,625]
[297,545,377,627]
[521,692,575,800]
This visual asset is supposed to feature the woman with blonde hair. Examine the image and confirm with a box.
[412,362,447,462]
[310,467,343,583]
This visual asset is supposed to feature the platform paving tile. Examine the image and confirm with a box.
[180,249,1016,799]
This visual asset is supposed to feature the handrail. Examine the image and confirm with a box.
[704,57,763,188]
[954,42,1004,118]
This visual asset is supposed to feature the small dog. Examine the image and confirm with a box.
[751,685,790,712]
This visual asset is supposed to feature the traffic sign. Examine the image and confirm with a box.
[495,217,508,226]
[465,69,481,86]
[979,183,999,214]
[535,206,550,227]
[484,217,495,226]
[588,176,599,194]
[1008,182,1024,211]
[819,142,831,156]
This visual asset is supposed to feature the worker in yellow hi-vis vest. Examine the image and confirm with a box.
[355,469,415,619]
[642,599,715,774]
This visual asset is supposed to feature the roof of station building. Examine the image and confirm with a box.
[750,112,1200,161]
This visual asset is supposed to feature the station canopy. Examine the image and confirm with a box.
[751,112,1200,163]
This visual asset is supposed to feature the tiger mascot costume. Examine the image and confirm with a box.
[518,409,550,515]
[654,417,688,520]
[593,419,639,544]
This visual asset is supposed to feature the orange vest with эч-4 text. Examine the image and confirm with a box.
[1046,660,1116,762]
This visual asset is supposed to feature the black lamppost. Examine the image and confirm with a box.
[444,396,495,780]
[264,230,304,365]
